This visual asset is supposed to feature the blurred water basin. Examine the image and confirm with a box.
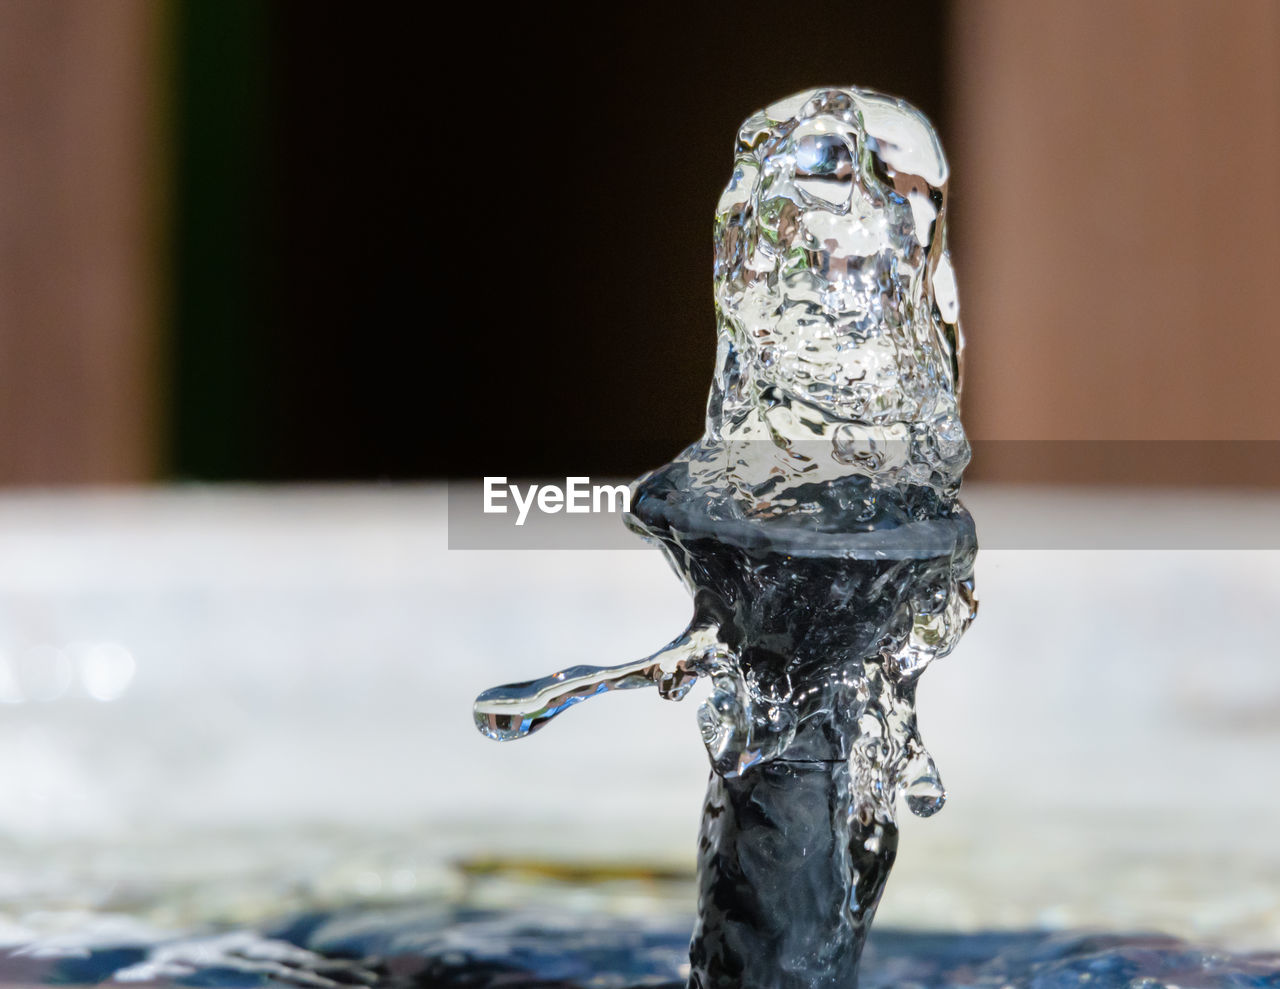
[0,484,1274,967]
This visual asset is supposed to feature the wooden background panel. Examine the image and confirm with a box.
[950,0,1280,458]
[0,0,165,485]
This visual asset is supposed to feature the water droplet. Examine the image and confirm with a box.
[903,755,946,818]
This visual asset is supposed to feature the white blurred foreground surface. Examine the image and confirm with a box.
[0,485,1276,948]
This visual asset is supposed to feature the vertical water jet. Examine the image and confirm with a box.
[474,86,976,989]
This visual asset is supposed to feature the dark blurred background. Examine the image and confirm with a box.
[0,0,1276,485]
[173,0,948,482]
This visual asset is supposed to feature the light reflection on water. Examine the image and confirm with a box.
[0,641,135,705]
[2,896,1279,988]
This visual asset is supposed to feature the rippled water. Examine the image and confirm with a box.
[3,907,1277,988]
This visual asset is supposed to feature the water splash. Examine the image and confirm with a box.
[473,625,725,741]
[688,86,968,517]
[474,87,976,987]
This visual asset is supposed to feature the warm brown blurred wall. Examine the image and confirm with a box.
[0,0,164,485]
[951,0,1280,480]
